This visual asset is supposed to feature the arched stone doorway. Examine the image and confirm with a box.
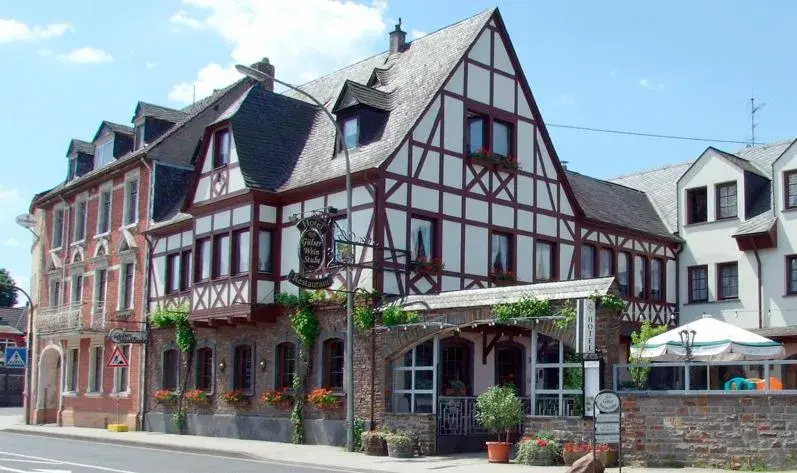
[36,345,62,425]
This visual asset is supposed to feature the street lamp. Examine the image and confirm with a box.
[679,329,697,361]
[235,62,356,451]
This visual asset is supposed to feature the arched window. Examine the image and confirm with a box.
[440,337,472,396]
[322,338,344,391]
[275,342,296,390]
[162,348,179,390]
[233,344,253,392]
[495,341,524,396]
[195,347,213,391]
[391,339,435,413]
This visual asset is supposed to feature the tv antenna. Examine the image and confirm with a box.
[749,95,765,147]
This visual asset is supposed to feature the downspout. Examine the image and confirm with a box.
[370,329,375,430]
[752,239,763,329]
[138,157,154,430]
[57,195,70,427]
[25,216,44,425]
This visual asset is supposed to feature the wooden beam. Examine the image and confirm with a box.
[482,331,501,365]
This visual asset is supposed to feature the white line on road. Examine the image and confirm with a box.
[0,465,29,473]
[0,452,136,473]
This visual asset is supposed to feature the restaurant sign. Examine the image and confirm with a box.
[108,328,147,344]
[288,216,335,289]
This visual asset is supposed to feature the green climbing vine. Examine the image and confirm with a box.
[492,297,552,323]
[628,320,668,389]
[149,304,195,434]
[589,292,626,313]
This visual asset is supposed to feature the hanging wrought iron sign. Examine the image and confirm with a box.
[288,215,336,289]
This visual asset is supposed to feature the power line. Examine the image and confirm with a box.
[546,123,750,145]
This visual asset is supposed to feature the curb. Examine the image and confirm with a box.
[2,428,261,461]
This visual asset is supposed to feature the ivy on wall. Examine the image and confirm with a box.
[589,292,626,313]
[149,304,195,433]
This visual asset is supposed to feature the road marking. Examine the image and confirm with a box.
[0,466,29,473]
[0,452,134,473]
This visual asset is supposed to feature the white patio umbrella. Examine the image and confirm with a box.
[633,315,786,361]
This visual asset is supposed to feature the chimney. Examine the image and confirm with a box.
[389,18,406,54]
[250,57,275,92]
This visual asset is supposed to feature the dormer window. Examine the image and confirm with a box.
[686,187,708,224]
[213,129,230,168]
[95,140,114,168]
[343,117,358,149]
[134,125,145,150]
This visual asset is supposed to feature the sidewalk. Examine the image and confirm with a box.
[0,423,776,473]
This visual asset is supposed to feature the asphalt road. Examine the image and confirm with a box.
[0,432,372,473]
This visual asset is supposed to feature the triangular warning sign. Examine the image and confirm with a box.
[106,345,129,368]
[6,351,24,368]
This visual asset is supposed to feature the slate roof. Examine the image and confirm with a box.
[0,307,27,332]
[268,8,495,192]
[566,170,678,241]
[332,80,396,113]
[216,85,319,191]
[134,102,188,124]
[393,277,615,312]
[733,209,776,237]
[610,140,795,233]
[66,139,93,157]
[93,121,134,141]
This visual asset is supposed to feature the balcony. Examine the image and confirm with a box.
[36,301,107,335]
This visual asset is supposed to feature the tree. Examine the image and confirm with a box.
[629,320,668,389]
[0,269,18,307]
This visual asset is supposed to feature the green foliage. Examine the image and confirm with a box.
[628,320,668,389]
[171,409,186,433]
[475,385,525,442]
[381,305,420,327]
[554,300,577,331]
[590,292,626,313]
[0,269,18,307]
[563,353,583,390]
[354,306,375,331]
[492,297,552,323]
[515,434,561,465]
[291,346,307,444]
[353,418,365,452]
[291,306,320,349]
[150,304,194,352]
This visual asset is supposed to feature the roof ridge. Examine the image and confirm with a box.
[565,169,649,195]
[608,160,692,181]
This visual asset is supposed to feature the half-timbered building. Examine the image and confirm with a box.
[142,8,681,449]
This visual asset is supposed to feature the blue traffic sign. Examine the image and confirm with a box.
[4,348,26,369]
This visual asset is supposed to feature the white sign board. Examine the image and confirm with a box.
[583,359,600,417]
[577,299,596,354]
[595,423,620,434]
[595,433,620,443]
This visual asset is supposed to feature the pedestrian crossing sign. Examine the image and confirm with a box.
[4,348,25,369]
[106,345,129,368]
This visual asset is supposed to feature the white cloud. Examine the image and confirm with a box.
[639,78,664,90]
[2,238,19,248]
[167,0,389,105]
[558,94,575,106]
[410,29,426,40]
[170,10,204,30]
[58,47,113,64]
[0,186,19,199]
[0,19,73,44]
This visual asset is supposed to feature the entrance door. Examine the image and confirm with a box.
[495,342,524,396]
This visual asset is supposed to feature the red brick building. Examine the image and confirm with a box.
[29,84,249,428]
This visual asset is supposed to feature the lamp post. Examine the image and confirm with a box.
[679,329,697,361]
[235,63,356,451]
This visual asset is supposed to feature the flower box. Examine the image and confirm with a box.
[221,390,250,407]
[183,389,211,407]
[491,271,517,286]
[410,258,444,274]
[307,388,341,411]
[362,431,388,456]
[468,149,520,172]
[261,389,293,410]
[154,390,178,406]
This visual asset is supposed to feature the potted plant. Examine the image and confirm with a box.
[221,390,249,407]
[260,389,293,410]
[385,431,415,458]
[563,442,591,465]
[154,389,178,406]
[183,389,211,407]
[362,430,388,456]
[595,443,618,467]
[515,433,561,466]
[307,388,341,410]
[474,385,525,463]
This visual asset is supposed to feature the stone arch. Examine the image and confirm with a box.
[36,343,63,425]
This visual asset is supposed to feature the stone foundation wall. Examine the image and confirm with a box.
[382,413,436,455]
[524,416,593,442]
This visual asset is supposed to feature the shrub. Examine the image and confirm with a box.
[515,434,561,465]
[474,385,524,442]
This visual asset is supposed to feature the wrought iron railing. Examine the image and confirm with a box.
[437,396,531,436]
[91,301,107,330]
[613,360,797,394]
[37,301,108,334]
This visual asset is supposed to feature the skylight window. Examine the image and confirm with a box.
[95,140,114,168]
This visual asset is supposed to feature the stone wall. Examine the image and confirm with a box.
[382,413,436,455]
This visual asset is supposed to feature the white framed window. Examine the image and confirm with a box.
[134,124,145,150]
[88,346,103,393]
[70,274,83,302]
[52,208,65,249]
[118,262,135,310]
[65,348,79,393]
[531,332,583,417]
[94,268,108,317]
[391,338,438,414]
[342,117,358,149]
[49,279,61,307]
[113,345,131,394]
[95,139,114,169]
[73,200,87,242]
[124,178,139,226]
[97,187,112,235]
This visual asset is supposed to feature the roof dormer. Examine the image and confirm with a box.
[92,121,134,169]
[65,139,94,181]
[332,80,394,151]
[131,102,187,150]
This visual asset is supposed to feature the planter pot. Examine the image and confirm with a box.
[597,451,618,467]
[363,437,388,456]
[563,451,588,466]
[486,442,513,463]
[387,441,414,458]
[529,449,556,466]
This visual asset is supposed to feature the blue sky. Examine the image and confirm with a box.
[1,0,796,301]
